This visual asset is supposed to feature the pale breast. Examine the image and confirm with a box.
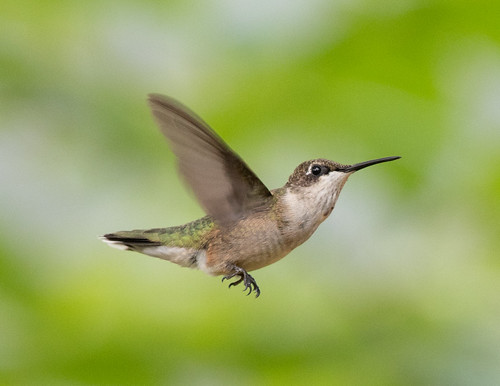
[202,214,290,274]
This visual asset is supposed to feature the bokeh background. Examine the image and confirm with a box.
[2,0,500,384]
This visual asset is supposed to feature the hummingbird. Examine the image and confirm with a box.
[101,94,400,297]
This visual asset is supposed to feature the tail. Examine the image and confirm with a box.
[100,231,162,251]
[100,229,201,269]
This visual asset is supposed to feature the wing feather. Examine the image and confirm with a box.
[148,94,272,225]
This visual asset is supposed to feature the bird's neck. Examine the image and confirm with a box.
[277,180,346,245]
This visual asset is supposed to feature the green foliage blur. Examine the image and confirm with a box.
[1,1,500,384]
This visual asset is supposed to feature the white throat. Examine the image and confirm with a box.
[282,171,350,242]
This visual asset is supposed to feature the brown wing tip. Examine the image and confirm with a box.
[147,93,164,100]
[147,93,171,108]
[148,94,192,114]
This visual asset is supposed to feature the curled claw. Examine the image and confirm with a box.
[222,265,261,298]
[222,272,243,288]
[221,274,235,283]
[228,277,244,288]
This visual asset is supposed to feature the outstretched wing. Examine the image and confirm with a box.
[148,94,272,226]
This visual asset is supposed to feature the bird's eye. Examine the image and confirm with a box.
[311,165,322,175]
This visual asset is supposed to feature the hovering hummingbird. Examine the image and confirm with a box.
[101,94,400,297]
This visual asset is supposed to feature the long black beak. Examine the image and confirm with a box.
[340,156,401,173]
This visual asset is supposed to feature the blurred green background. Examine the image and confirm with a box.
[1,0,500,384]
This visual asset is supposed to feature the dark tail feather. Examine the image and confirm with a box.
[100,230,200,269]
[100,233,162,251]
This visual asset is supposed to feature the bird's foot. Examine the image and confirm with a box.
[222,266,260,298]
